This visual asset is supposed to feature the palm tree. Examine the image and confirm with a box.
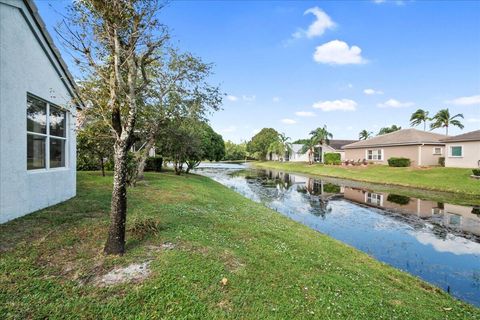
[378,125,401,135]
[268,133,293,161]
[309,125,333,146]
[358,129,372,140]
[430,108,464,136]
[300,125,333,164]
[410,109,430,131]
[300,138,316,165]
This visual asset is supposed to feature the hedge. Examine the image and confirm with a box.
[473,169,480,177]
[387,157,411,167]
[324,153,341,165]
[145,156,163,172]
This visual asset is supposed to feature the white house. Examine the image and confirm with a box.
[271,140,357,163]
[0,0,82,223]
[441,130,480,168]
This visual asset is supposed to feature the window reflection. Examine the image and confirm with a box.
[49,105,66,137]
[50,138,65,168]
[27,96,47,134]
[27,134,46,169]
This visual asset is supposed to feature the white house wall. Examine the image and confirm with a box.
[0,0,77,223]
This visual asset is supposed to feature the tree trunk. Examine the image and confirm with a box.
[100,157,105,177]
[136,135,156,180]
[104,143,128,255]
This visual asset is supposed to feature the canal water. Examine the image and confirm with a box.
[194,163,480,306]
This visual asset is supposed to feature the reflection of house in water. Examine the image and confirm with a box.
[343,188,480,237]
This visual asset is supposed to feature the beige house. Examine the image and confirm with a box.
[342,129,446,166]
[441,130,480,168]
[272,140,356,162]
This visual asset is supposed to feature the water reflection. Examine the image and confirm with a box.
[195,163,480,306]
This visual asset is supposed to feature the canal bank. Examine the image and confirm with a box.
[0,171,478,318]
[195,163,480,307]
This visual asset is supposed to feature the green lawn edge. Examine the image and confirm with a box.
[0,171,478,319]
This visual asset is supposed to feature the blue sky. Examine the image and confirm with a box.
[36,0,480,142]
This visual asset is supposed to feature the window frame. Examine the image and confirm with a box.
[365,192,383,206]
[366,149,383,161]
[432,147,443,155]
[448,145,463,158]
[26,93,69,172]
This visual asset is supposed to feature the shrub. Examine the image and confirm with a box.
[387,194,410,205]
[145,156,163,172]
[387,157,411,167]
[472,169,480,177]
[324,153,341,165]
[438,157,445,167]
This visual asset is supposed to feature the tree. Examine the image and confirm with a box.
[77,119,114,176]
[134,49,222,180]
[299,126,332,165]
[410,109,430,131]
[430,108,464,136]
[247,128,279,160]
[358,130,372,140]
[268,133,292,161]
[309,125,333,146]
[185,122,225,173]
[224,141,247,161]
[300,138,317,165]
[60,0,169,255]
[378,125,402,135]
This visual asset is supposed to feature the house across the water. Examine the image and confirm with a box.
[342,129,446,166]
[0,0,82,223]
[441,130,480,168]
[271,140,357,163]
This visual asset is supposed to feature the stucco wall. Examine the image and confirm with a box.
[344,145,443,166]
[419,145,444,166]
[444,141,480,168]
[0,1,77,223]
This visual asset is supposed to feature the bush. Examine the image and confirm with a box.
[387,157,411,167]
[472,169,480,176]
[145,156,163,172]
[438,157,445,167]
[387,194,410,205]
[324,153,341,165]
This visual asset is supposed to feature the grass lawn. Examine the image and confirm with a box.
[253,162,480,199]
[0,172,478,319]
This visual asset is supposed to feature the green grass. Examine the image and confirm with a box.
[0,172,478,319]
[253,161,480,203]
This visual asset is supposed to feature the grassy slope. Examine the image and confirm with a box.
[253,162,480,196]
[0,172,478,319]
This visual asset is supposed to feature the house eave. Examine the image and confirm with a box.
[342,141,445,149]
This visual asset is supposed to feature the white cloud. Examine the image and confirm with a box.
[363,88,383,95]
[242,95,256,102]
[281,118,297,124]
[467,118,480,123]
[313,40,367,65]
[447,94,480,106]
[293,7,336,39]
[377,98,414,108]
[312,99,357,111]
[272,96,281,102]
[372,0,406,5]
[221,126,237,133]
[226,95,238,102]
[295,111,316,117]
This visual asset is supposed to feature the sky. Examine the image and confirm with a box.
[36,0,480,143]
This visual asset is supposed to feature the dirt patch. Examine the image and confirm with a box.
[221,250,245,273]
[94,261,151,287]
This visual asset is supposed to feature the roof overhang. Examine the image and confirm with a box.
[342,142,446,149]
[23,0,84,110]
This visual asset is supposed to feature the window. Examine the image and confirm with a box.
[433,147,442,155]
[450,146,463,157]
[367,149,383,161]
[27,94,67,170]
[365,192,383,206]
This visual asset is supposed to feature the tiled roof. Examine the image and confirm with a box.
[441,130,480,143]
[342,128,446,149]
